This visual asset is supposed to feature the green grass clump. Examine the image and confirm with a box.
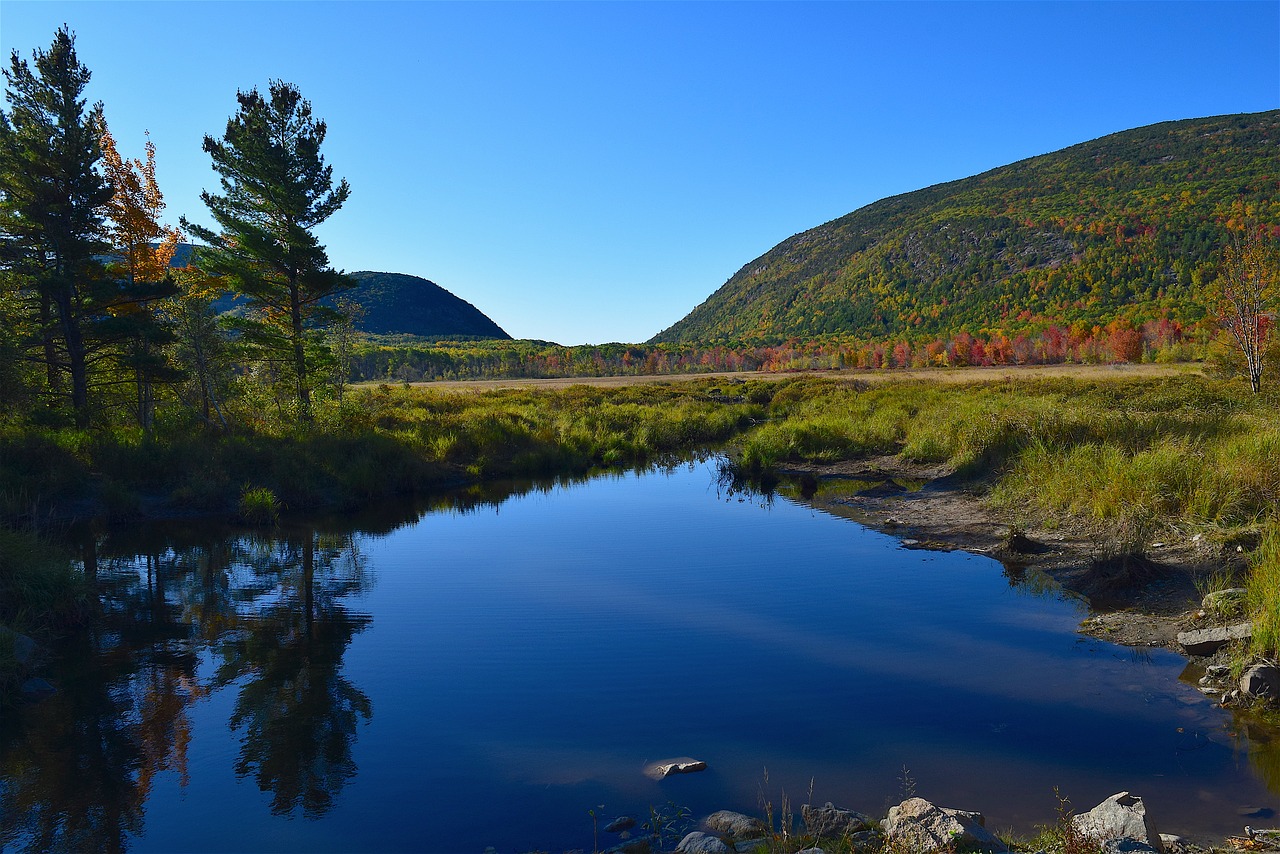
[1248,521,1280,657]
[238,486,281,526]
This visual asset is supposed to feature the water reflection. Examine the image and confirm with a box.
[0,524,375,850]
[0,469,629,852]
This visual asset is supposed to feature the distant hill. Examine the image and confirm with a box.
[652,110,1280,344]
[337,271,509,340]
[182,251,511,341]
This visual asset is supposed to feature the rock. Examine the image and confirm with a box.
[1207,664,1233,678]
[1070,792,1164,853]
[1241,665,1280,699]
[1159,834,1190,854]
[1203,588,1248,614]
[644,757,707,779]
[675,831,729,854]
[803,802,875,838]
[796,849,829,854]
[849,829,885,851]
[735,840,768,853]
[603,839,653,854]
[1177,623,1252,656]
[1100,841,1160,854]
[884,797,1008,854]
[703,810,765,839]
[607,816,637,833]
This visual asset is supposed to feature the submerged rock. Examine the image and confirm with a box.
[1177,623,1252,656]
[606,816,637,833]
[20,677,56,699]
[803,802,875,838]
[644,757,707,779]
[1071,792,1164,853]
[884,797,1008,854]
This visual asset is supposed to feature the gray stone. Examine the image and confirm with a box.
[1177,623,1252,656]
[796,849,829,854]
[735,840,768,853]
[1241,664,1280,699]
[703,810,765,839]
[1071,792,1164,853]
[849,830,885,851]
[606,816,637,833]
[675,831,729,854]
[803,802,875,838]
[1203,588,1248,614]
[1101,841,1160,854]
[884,797,1008,854]
[644,756,708,779]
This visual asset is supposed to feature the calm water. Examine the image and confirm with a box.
[3,459,1278,853]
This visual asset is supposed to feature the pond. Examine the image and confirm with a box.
[2,458,1277,852]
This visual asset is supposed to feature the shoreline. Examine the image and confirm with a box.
[771,455,1233,651]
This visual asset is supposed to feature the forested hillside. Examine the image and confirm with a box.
[653,111,1279,344]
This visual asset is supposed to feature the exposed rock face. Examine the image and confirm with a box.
[802,802,875,838]
[1240,664,1280,699]
[884,797,1008,854]
[1070,792,1164,853]
[1177,623,1252,656]
[644,757,708,779]
[675,831,730,854]
[704,810,765,839]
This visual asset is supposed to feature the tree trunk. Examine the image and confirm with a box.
[288,270,310,422]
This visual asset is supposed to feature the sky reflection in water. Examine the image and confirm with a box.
[2,459,1277,853]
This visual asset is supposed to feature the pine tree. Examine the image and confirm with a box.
[0,27,114,426]
[183,81,351,424]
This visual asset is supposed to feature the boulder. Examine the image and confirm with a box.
[704,810,765,839]
[884,797,1008,854]
[802,802,875,838]
[20,677,55,699]
[675,831,730,854]
[849,830,885,851]
[1101,841,1160,854]
[1240,664,1280,699]
[1070,792,1164,853]
[735,840,768,853]
[1177,623,1252,656]
[644,757,707,780]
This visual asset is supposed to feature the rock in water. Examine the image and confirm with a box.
[1070,792,1164,853]
[644,757,707,779]
[703,810,765,839]
[606,816,637,833]
[802,802,875,838]
[884,797,1008,854]
[675,831,730,853]
[1176,623,1252,656]
[1240,664,1280,699]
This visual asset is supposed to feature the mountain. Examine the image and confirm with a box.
[337,271,510,340]
[652,110,1279,344]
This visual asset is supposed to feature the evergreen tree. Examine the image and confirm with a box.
[0,27,113,426]
[183,81,351,424]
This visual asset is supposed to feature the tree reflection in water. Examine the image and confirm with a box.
[214,530,373,818]
[0,524,373,851]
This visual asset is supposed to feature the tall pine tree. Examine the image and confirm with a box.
[183,81,351,424]
[0,27,113,426]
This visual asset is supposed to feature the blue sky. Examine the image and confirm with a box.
[2,2,1278,345]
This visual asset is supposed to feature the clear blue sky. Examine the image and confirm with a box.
[2,1,1278,345]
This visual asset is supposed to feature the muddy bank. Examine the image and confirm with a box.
[773,456,1240,651]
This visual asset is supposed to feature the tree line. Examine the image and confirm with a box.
[0,28,353,433]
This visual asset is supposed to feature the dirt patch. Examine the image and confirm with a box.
[775,456,1237,652]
